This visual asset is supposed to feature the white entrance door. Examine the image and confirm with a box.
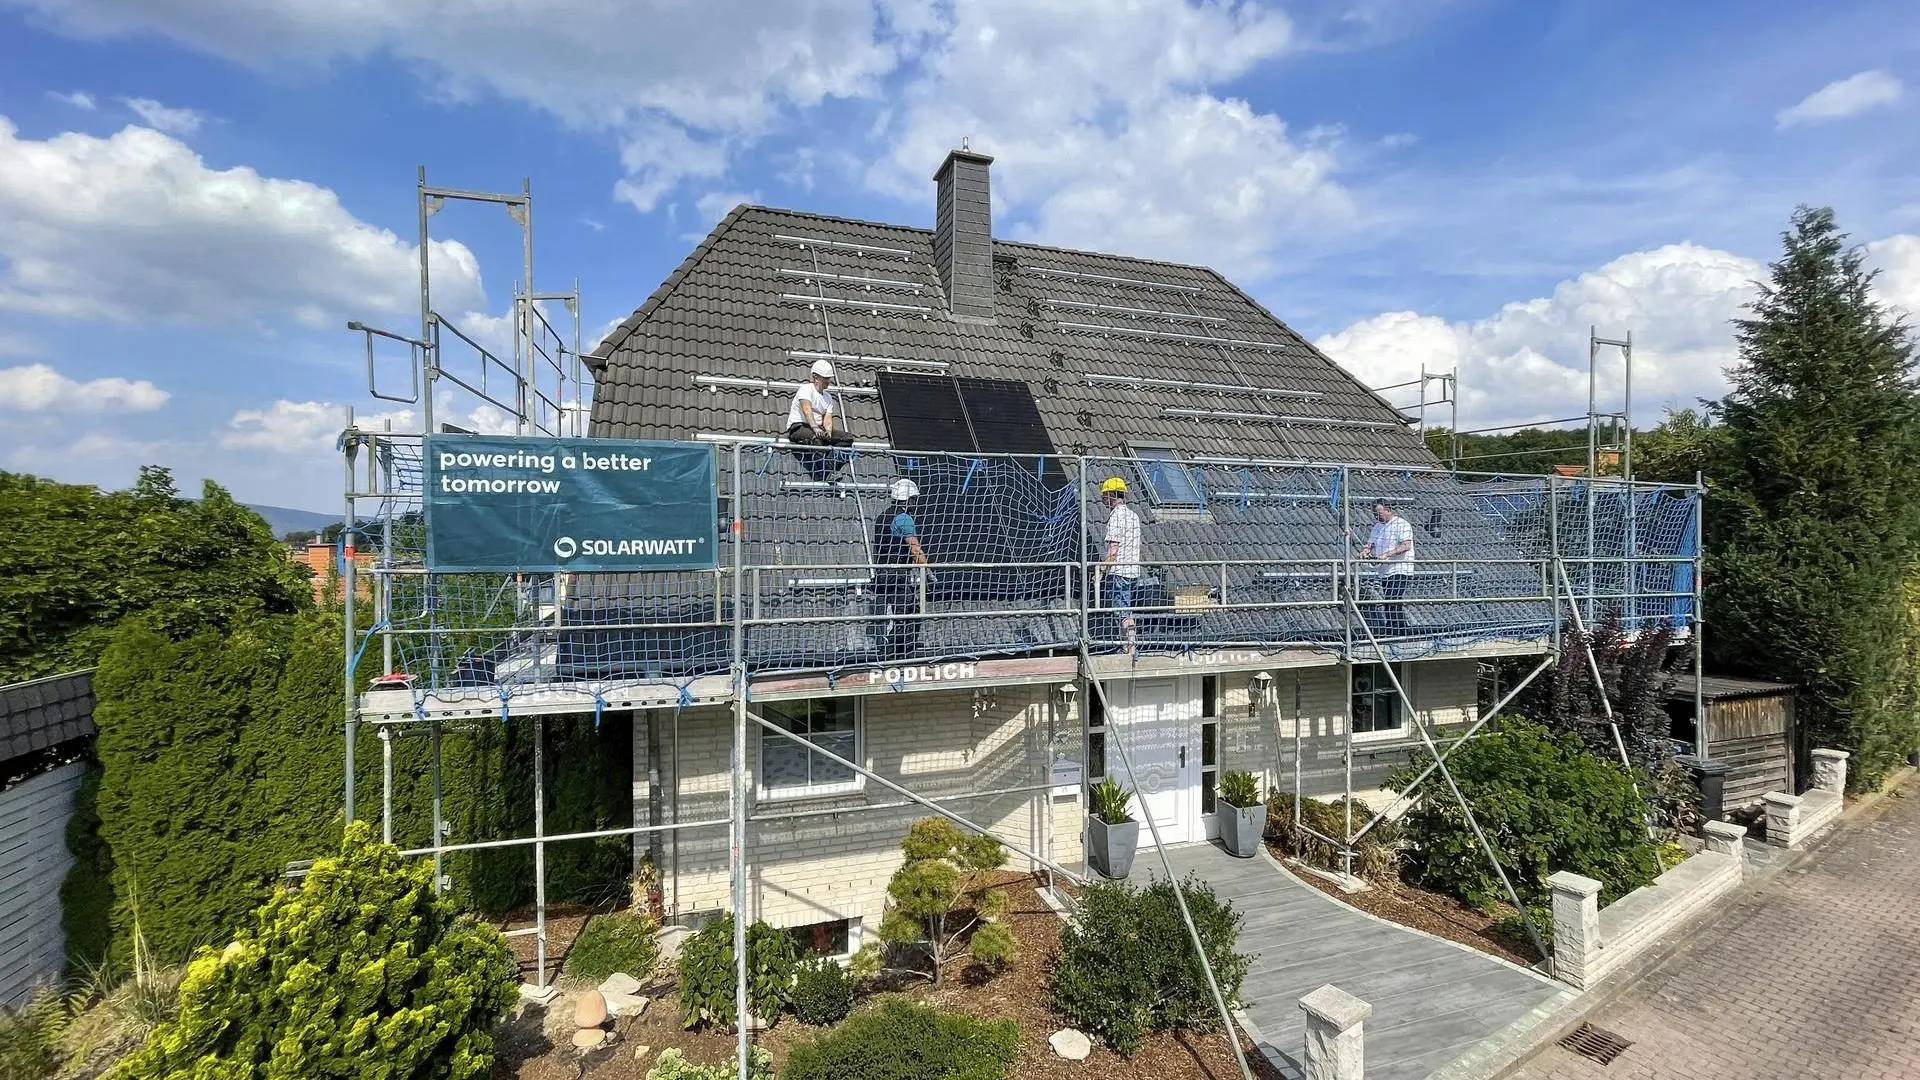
[1114,678,1198,844]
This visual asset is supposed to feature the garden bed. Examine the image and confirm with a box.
[1280,855,1544,971]
[495,873,1281,1079]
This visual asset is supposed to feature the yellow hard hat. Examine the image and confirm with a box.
[1100,477,1127,495]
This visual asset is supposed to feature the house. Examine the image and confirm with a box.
[293,542,374,605]
[464,146,1699,948]
[0,670,96,1007]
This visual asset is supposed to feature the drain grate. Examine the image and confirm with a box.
[1560,1022,1633,1065]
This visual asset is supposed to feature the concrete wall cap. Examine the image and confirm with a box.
[1300,984,1372,1029]
[1762,791,1803,806]
[1701,819,1747,841]
[1548,870,1604,896]
[1810,748,1850,761]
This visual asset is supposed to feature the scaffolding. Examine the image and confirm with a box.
[331,173,1700,1080]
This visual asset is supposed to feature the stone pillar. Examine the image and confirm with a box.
[1810,749,1849,794]
[1299,984,1370,1080]
[1763,792,1802,847]
[1549,871,1603,988]
[1701,819,1747,866]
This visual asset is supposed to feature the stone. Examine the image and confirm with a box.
[1299,985,1370,1080]
[736,1012,768,1033]
[571,1028,609,1049]
[633,1045,652,1063]
[1048,1028,1093,1061]
[518,981,559,1005]
[604,992,649,1018]
[573,989,608,1029]
[1702,819,1748,860]
[599,972,644,997]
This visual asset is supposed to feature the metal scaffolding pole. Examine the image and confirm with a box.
[533,712,548,988]
[1346,599,1550,963]
[343,428,360,823]
[1694,470,1709,760]
[1077,649,1254,1080]
[380,726,394,845]
[729,447,751,1080]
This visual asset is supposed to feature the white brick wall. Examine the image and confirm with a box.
[633,659,1480,929]
[642,687,1080,931]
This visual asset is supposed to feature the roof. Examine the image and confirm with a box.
[586,204,1432,466]
[1,669,95,766]
[1665,674,1796,702]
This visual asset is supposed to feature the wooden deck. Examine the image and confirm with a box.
[1126,841,1571,1080]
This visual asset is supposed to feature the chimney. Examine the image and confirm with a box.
[933,146,995,320]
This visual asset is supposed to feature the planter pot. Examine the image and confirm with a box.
[1219,803,1267,858]
[1087,816,1140,879]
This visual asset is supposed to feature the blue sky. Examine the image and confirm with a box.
[1,0,1917,512]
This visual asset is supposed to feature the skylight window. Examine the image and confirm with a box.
[1129,445,1205,508]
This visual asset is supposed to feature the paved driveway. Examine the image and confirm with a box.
[1131,842,1569,1080]
[1510,774,1920,1080]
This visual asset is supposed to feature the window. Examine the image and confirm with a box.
[1129,445,1205,508]
[758,698,862,800]
[1351,664,1406,740]
[1086,691,1107,783]
[787,918,854,958]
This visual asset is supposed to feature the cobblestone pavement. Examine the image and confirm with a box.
[1510,774,1920,1080]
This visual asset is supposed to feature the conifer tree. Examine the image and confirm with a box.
[1707,206,1920,785]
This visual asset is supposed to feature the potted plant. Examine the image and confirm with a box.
[1086,777,1139,879]
[1217,770,1267,858]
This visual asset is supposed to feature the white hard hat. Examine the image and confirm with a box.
[809,358,835,380]
[890,478,919,502]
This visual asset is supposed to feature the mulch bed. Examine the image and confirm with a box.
[1280,855,1546,971]
[495,873,1283,1079]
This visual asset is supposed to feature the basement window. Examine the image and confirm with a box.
[1129,444,1204,508]
[758,698,863,801]
[787,917,854,959]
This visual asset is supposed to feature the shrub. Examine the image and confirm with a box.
[875,819,1008,984]
[1263,792,1401,882]
[0,989,67,1080]
[789,956,856,1026]
[848,942,883,980]
[1219,770,1259,809]
[1089,778,1134,824]
[779,998,1018,1080]
[1390,719,1662,910]
[647,1047,773,1080]
[565,910,662,982]
[676,914,800,1029]
[967,922,1017,974]
[1049,875,1250,1057]
[111,821,517,1080]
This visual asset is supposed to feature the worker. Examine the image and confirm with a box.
[1099,476,1141,652]
[1359,499,1415,635]
[871,478,931,659]
[785,358,855,480]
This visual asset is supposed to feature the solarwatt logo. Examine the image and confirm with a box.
[553,536,578,559]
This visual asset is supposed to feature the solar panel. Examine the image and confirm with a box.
[875,372,976,453]
[957,376,1057,458]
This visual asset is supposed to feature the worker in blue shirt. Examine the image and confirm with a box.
[871,477,930,658]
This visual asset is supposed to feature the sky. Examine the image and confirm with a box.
[1,0,1918,513]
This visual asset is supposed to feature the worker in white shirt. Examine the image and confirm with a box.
[785,358,855,480]
[1358,500,1415,636]
[1099,476,1142,652]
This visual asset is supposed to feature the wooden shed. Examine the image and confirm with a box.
[1663,675,1797,810]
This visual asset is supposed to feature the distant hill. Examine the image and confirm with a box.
[244,504,341,539]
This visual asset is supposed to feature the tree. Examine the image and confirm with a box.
[876,818,1008,984]
[0,467,310,683]
[113,822,518,1080]
[1706,206,1920,786]
[1524,613,1678,776]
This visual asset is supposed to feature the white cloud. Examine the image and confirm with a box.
[1316,243,1765,428]
[13,0,914,214]
[6,431,171,476]
[1776,69,1903,129]
[865,0,1350,280]
[0,362,170,412]
[219,392,519,453]
[46,90,96,110]
[692,190,758,232]
[0,115,481,326]
[121,96,208,135]
[0,329,42,357]
[1867,234,1920,318]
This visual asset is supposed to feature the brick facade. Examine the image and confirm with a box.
[633,659,1481,939]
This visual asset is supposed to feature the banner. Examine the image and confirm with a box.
[423,434,718,572]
